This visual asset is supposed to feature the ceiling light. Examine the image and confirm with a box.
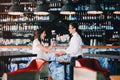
[8,0,23,15]
[60,0,75,15]
[87,4,103,14]
[113,4,120,14]
[87,0,103,14]
[34,0,49,15]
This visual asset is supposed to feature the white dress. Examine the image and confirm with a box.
[32,38,47,60]
[32,38,49,78]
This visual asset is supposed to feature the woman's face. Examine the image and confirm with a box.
[69,24,74,34]
[40,31,46,40]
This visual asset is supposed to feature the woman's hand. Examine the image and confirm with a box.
[48,45,53,50]
[55,51,66,56]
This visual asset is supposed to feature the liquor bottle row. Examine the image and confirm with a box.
[0,12,120,22]
[112,31,119,38]
[0,23,39,31]
[64,12,120,21]
[0,29,119,46]
[4,2,62,13]
[0,15,50,22]
[81,30,120,45]
[4,4,35,13]
[75,4,115,11]
[11,31,33,38]
[49,2,61,11]
[3,1,118,13]
[0,38,32,46]
[2,30,33,39]
[81,30,105,38]
[78,22,114,30]
[24,4,35,12]
[0,29,70,46]
[89,38,105,46]
[81,30,106,46]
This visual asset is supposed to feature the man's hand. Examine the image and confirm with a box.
[55,51,66,56]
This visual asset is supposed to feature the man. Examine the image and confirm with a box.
[52,22,83,80]
[56,22,83,57]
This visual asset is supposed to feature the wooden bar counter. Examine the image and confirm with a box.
[82,46,120,48]
[0,46,32,48]
[0,45,120,49]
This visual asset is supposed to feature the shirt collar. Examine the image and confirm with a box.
[72,32,77,36]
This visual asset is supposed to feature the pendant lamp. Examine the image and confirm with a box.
[113,4,120,14]
[8,0,23,15]
[87,0,103,14]
[34,0,49,15]
[60,0,75,15]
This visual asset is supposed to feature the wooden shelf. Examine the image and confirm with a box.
[0,2,33,5]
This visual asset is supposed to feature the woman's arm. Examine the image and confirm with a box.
[55,51,66,56]
[37,44,54,53]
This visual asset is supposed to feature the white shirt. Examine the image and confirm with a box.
[32,39,47,60]
[65,32,83,57]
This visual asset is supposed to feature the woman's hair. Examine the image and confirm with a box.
[34,29,39,39]
[38,28,46,43]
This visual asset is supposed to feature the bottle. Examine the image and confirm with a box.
[51,30,56,46]
[44,38,49,46]
[90,39,93,46]
[24,5,27,12]
[5,7,8,12]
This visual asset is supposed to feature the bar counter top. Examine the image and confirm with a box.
[82,46,120,48]
[0,45,32,48]
[0,45,120,48]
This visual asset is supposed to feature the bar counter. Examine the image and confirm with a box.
[0,45,120,75]
[82,46,120,48]
[0,46,32,48]
[0,45,120,54]
[0,45,120,48]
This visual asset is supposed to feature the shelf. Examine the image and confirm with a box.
[1,19,119,23]
[9,30,34,32]
[103,1,117,4]
[62,19,114,22]
[0,20,51,23]
[3,36,33,39]
[0,2,33,6]
[0,12,8,14]
[0,0,119,47]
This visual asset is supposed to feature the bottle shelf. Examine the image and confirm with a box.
[0,20,51,23]
[0,0,120,46]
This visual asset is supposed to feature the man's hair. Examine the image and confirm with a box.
[69,22,78,32]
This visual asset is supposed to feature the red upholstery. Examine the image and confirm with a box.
[76,58,110,77]
[7,58,48,75]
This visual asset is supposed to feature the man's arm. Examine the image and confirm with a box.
[55,51,66,56]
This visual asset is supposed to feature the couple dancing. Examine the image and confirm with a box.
[32,22,83,80]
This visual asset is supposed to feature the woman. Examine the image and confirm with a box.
[32,29,52,60]
[32,28,53,80]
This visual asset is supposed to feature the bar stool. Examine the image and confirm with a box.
[58,60,70,80]
[2,58,48,80]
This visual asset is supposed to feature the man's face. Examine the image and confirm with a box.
[68,24,75,34]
